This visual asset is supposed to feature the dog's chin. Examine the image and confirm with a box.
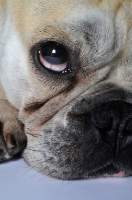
[22,146,130,180]
[22,119,132,180]
[22,124,132,180]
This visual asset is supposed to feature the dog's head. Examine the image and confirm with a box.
[1,0,132,179]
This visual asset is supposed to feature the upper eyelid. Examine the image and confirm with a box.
[30,38,78,55]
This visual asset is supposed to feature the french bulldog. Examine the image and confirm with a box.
[0,0,132,179]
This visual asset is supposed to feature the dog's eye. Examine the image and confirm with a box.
[38,43,69,73]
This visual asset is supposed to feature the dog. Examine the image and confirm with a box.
[0,0,132,179]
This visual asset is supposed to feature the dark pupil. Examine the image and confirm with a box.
[41,43,68,65]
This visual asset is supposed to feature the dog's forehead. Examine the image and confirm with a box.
[8,0,81,32]
[7,0,130,38]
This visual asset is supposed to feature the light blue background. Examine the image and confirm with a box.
[0,158,132,200]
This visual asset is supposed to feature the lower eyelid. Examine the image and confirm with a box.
[39,52,68,72]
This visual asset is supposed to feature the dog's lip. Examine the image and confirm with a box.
[85,163,130,178]
[106,171,125,177]
[88,171,126,179]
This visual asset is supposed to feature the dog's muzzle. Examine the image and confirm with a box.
[65,88,132,178]
[23,87,132,179]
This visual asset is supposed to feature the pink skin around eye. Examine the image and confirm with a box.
[39,52,68,72]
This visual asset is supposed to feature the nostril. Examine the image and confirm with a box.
[93,115,112,130]
[92,107,113,130]
[92,101,122,131]
[119,119,132,150]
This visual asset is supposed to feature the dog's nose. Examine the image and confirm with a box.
[92,101,132,150]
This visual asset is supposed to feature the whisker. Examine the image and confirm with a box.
[22,157,53,175]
